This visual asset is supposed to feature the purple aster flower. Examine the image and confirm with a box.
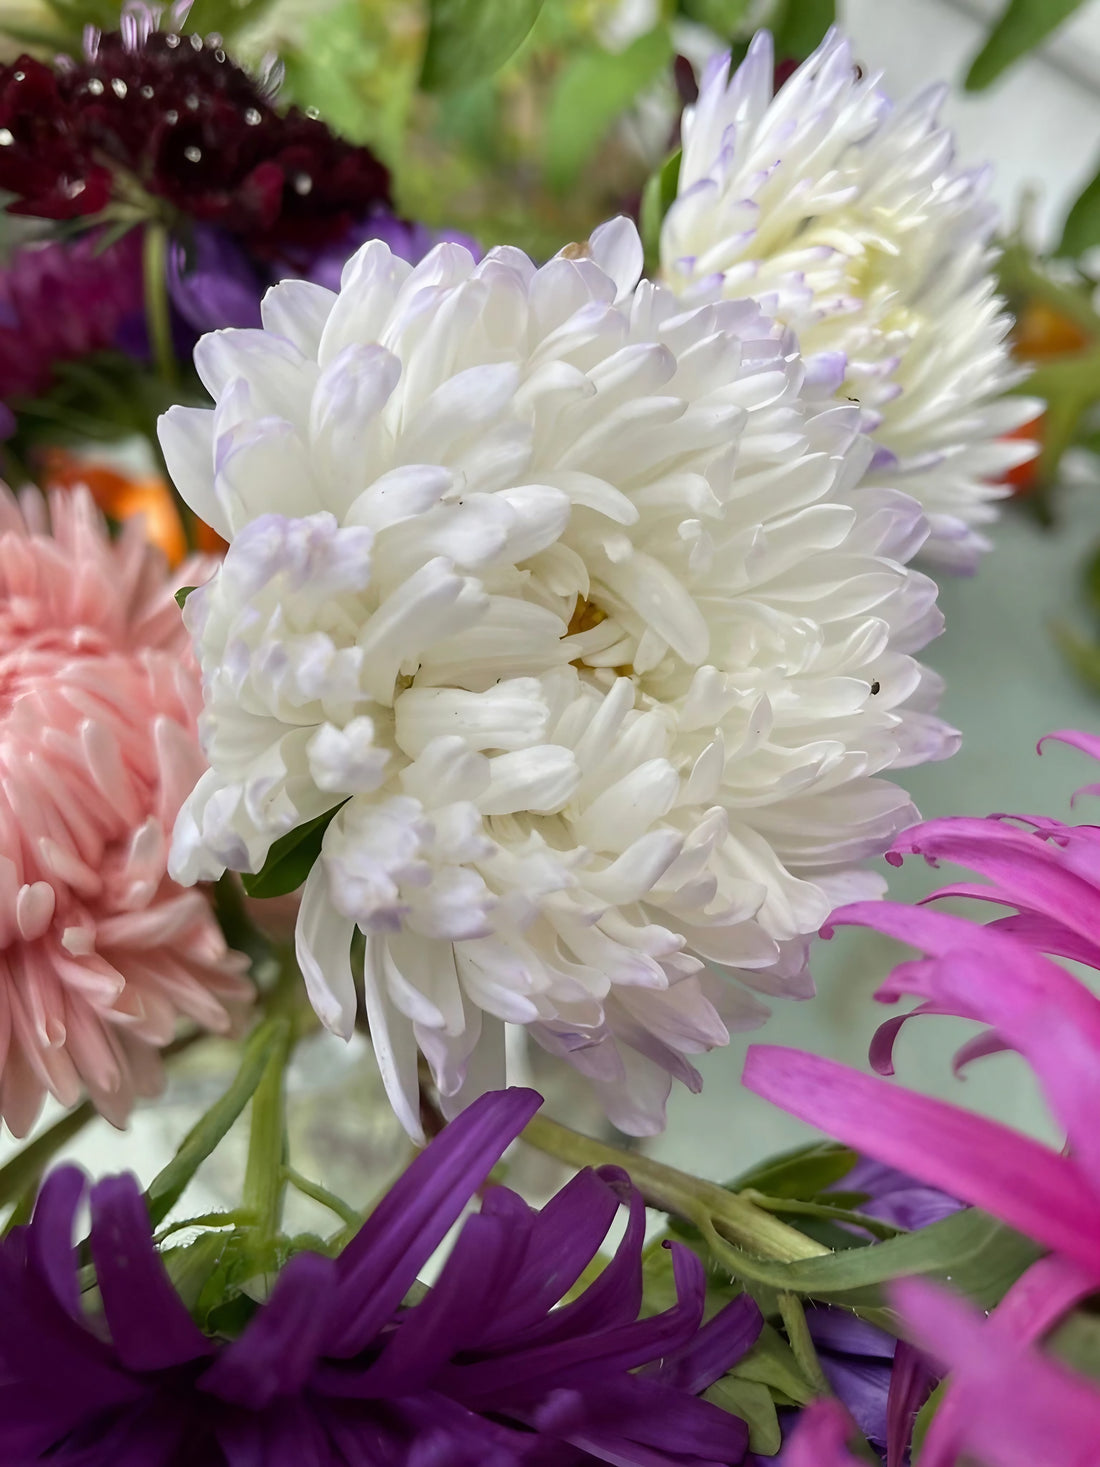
[0,1087,761,1465]
[0,230,146,426]
[166,212,481,336]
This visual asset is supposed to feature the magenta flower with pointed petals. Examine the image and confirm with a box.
[890,1276,1100,1467]
[743,1044,1100,1276]
[0,1087,760,1466]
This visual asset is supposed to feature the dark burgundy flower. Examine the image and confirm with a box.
[0,1088,760,1465]
[0,229,146,416]
[0,4,390,256]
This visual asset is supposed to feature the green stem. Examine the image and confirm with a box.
[522,1114,828,1264]
[143,221,177,387]
[284,1166,362,1231]
[778,1292,832,1398]
[241,1019,293,1244]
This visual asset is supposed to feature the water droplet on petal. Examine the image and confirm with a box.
[140,84,154,99]
[165,109,179,124]
[0,129,13,147]
[293,173,313,196]
[12,70,25,82]
[86,77,104,96]
[305,105,320,120]
[111,78,127,98]
[185,93,199,110]
[165,32,181,48]
[184,144,202,163]
[190,32,204,51]
[244,107,262,126]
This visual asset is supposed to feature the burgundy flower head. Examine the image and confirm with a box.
[0,3,390,255]
[0,1088,760,1465]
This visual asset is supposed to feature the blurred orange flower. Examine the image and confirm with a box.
[39,449,226,564]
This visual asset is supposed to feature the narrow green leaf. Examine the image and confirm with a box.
[145,1018,289,1227]
[772,0,837,61]
[704,1375,782,1453]
[640,148,682,269]
[1059,157,1100,259]
[545,26,673,194]
[240,803,346,900]
[912,1379,947,1458]
[965,0,1089,91]
[421,0,546,92]
[731,1321,816,1406]
[728,1140,858,1200]
[0,1101,95,1212]
[175,585,197,609]
[699,1207,1042,1312]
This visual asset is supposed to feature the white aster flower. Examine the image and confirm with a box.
[661,28,1042,571]
[162,218,955,1137]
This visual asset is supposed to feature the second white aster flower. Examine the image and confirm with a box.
[163,218,955,1136]
[661,28,1042,570]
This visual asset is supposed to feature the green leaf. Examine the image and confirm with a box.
[679,0,752,35]
[771,0,837,61]
[161,1231,234,1314]
[704,1375,782,1454]
[699,1207,1042,1314]
[1049,1306,1100,1379]
[0,1101,95,1212]
[640,148,682,270]
[728,1141,858,1200]
[241,803,346,900]
[421,0,546,92]
[730,1322,816,1406]
[965,0,1089,91]
[145,1018,290,1228]
[545,26,673,194]
[175,585,197,609]
[1059,157,1100,259]
[912,1379,947,1458]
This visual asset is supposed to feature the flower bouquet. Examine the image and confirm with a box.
[0,2,1095,1463]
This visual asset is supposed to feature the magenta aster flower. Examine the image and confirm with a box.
[0,1,390,256]
[740,729,1100,1465]
[0,1087,761,1465]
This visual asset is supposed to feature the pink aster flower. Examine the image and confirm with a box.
[0,484,251,1135]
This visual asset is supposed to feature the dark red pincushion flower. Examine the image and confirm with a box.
[0,19,390,256]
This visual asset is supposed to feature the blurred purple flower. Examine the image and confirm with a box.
[0,1087,760,1465]
[0,230,146,428]
[166,212,482,336]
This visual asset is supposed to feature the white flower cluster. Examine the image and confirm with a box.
[163,206,958,1136]
[661,29,1039,569]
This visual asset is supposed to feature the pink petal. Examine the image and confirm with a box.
[892,1277,1100,1467]
[742,1046,1100,1276]
[783,1399,865,1467]
[917,1254,1096,1467]
[887,818,1100,948]
[831,903,1100,1190]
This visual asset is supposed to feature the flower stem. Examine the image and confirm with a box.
[241,1020,292,1244]
[521,1113,828,1264]
[283,1166,362,1231]
[142,221,177,387]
